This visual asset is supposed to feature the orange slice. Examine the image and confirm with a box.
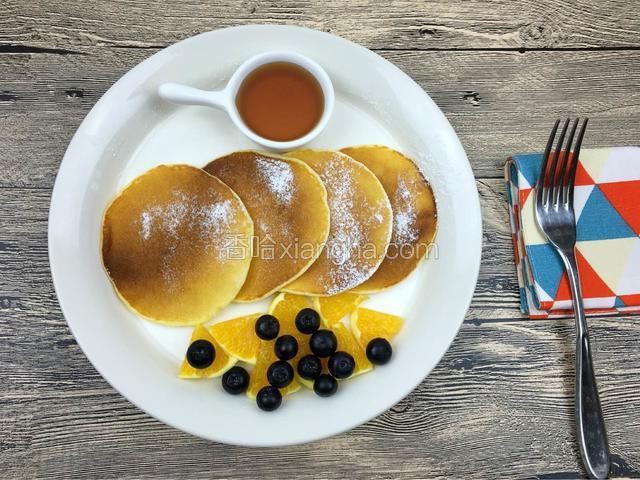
[269,292,313,361]
[209,313,261,364]
[298,378,315,389]
[268,292,311,330]
[331,322,373,377]
[179,325,236,378]
[313,292,368,327]
[246,340,301,399]
[350,308,404,348]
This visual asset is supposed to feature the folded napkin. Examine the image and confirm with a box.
[506,146,640,318]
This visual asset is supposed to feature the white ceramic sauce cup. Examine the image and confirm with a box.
[157,51,334,151]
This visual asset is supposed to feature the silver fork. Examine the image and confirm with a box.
[534,118,610,479]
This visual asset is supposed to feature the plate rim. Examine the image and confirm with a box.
[48,24,482,446]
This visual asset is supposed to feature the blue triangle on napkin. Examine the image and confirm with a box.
[515,153,544,188]
[576,185,636,240]
[525,243,565,299]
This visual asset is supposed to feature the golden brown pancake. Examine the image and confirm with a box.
[282,150,393,296]
[101,164,253,325]
[341,146,437,292]
[203,151,330,302]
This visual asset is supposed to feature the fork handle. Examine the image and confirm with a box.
[562,250,611,479]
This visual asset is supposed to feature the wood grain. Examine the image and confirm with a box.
[0,49,638,186]
[2,0,639,51]
[1,1,640,478]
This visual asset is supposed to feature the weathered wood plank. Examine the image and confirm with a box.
[0,49,638,187]
[1,0,639,51]
[1,308,639,478]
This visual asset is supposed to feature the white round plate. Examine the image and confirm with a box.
[49,25,481,447]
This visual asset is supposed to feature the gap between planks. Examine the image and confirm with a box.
[2,43,640,57]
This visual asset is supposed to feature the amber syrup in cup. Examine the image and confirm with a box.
[235,62,325,142]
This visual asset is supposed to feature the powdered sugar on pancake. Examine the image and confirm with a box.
[256,157,295,204]
[319,153,390,295]
[141,211,153,240]
[137,189,240,290]
[393,175,419,245]
[258,218,290,240]
[139,190,234,244]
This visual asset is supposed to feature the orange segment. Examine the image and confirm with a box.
[246,339,301,399]
[179,325,236,378]
[313,292,368,326]
[209,313,261,364]
[331,322,373,377]
[350,308,404,348]
[298,378,314,390]
[268,292,311,331]
[268,292,313,374]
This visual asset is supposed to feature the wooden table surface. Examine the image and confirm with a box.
[1,1,639,478]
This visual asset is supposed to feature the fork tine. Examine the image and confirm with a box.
[538,119,560,208]
[556,118,579,206]
[567,118,589,207]
[547,119,570,206]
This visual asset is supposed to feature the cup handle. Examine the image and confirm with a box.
[157,83,229,111]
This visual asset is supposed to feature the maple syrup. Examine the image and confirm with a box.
[236,62,324,142]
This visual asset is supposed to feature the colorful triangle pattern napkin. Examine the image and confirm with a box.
[505,146,640,318]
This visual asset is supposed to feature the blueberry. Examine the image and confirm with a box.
[366,338,392,365]
[297,354,322,380]
[267,360,294,388]
[256,386,282,411]
[274,335,298,361]
[221,366,249,395]
[328,351,355,379]
[309,329,337,357]
[255,314,280,340]
[186,339,215,369]
[295,308,321,334]
[313,374,338,397]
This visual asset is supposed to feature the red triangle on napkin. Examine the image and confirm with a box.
[599,180,640,234]
[574,161,595,186]
[620,294,640,306]
[554,249,615,301]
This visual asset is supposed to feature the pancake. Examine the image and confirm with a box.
[282,150,393,296]
[203,151,330,302]
[341,145,437,292]
[101,164,253,326]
